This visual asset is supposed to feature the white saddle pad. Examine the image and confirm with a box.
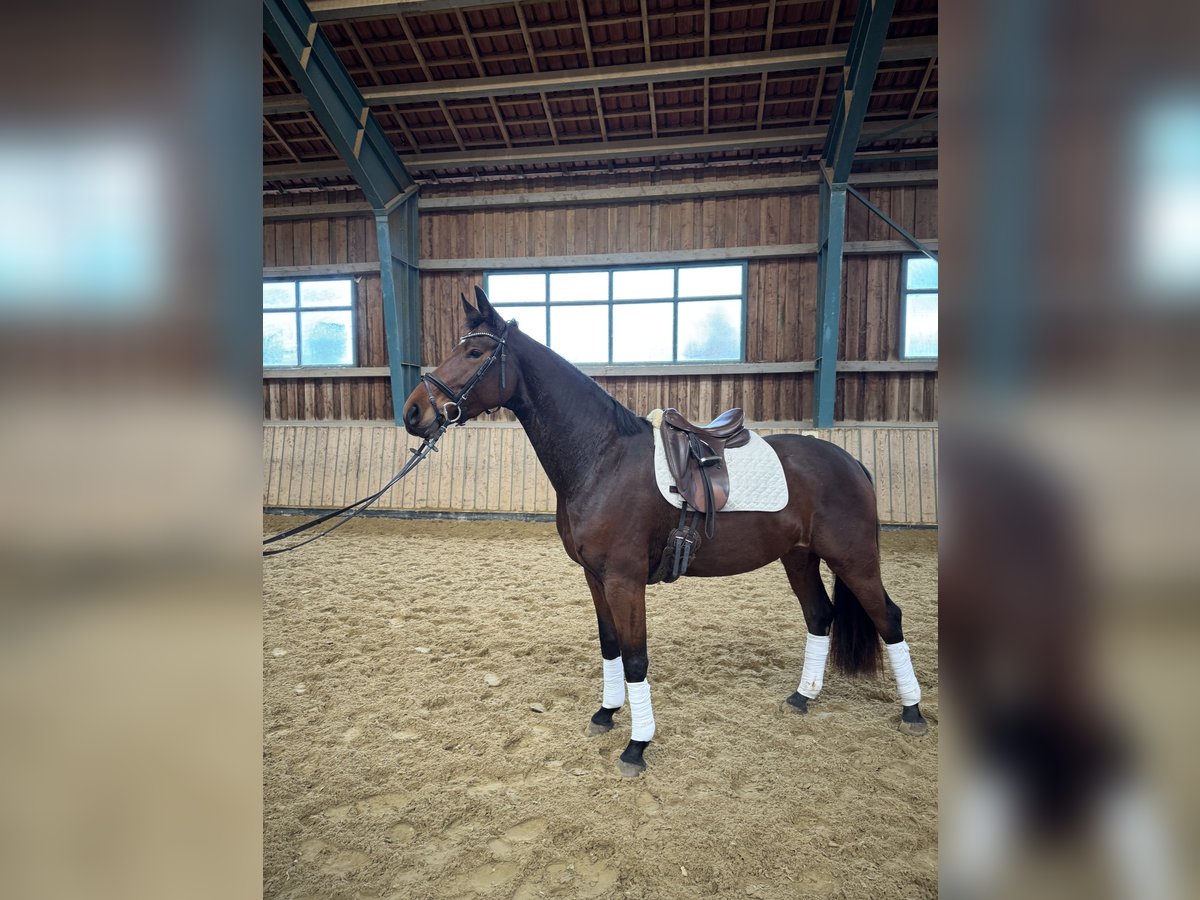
[646,409,789,512]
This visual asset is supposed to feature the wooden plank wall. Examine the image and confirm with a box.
[262,422,939,526]
[263,169,938,422]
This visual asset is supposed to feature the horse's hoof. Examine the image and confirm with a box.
[785,691,809,714]
[617,739,649,778]
[588,706,617,736]
[899,703,928,736]
[617,759,646,778]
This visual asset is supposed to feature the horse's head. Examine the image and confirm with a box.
[403,286,519,438]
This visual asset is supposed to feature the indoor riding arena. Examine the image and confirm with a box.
[262,1,938,897]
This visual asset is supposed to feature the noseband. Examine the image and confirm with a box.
[421,319,515,426]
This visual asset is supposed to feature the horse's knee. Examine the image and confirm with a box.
[622,652,649,683]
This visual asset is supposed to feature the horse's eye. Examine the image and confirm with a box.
[466,349,484,359]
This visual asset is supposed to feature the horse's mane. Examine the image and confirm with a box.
[470,312,650,439]
[610,394,651,437]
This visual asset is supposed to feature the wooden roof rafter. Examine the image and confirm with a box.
[909,55,937,118]
[808,0,842,127]
[396,14,467,151]
[637,0,657,140]
[510,2,560,152]
[754,0,778,134]
[264,0,937,184]
[571,2,609,144]
[454,8,514,149]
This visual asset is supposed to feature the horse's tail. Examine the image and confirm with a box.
[857,458,875,486]
[830,576,882,677]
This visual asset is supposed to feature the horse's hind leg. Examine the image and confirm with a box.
[779,549,834,714]
[584,570,624,736]
[828,558,929,735]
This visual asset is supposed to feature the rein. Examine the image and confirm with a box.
[262,425,447,556]
[262,319,515,557]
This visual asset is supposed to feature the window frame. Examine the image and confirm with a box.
[484,261,748,366]
[899,254,938,360]
[262,276,358,368]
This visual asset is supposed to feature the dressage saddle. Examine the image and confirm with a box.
[660,407,749,520]
[652,407,749,584]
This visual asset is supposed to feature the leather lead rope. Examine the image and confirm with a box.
[263,423,449,556]
[264,320,516,558]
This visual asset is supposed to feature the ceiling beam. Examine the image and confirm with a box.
[411,127,829,167]
[263,0,414,206]
[263,117,935,180]
[263,36,937,114]
[306,1,934,30]
[339,14,933,50]
[419,240,938,269]
[263,116,935,180]
[264,160,351,181]
[280,66,930,116]
[262,170,938,218]
[309,0,516,19]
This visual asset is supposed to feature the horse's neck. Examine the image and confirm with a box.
[507,338,637,498]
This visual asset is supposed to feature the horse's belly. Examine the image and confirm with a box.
[682,511,803,576]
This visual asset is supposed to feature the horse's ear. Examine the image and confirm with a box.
[460,292,477,319]
[473,285,499,324]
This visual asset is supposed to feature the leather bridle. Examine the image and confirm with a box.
[421,319,514,427]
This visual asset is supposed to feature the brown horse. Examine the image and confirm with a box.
[404,287,928,777]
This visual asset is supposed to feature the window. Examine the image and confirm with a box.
[262,278,355,367]
[484,263,746,365]
[901,256,938,358]
[1130,96,1200,302]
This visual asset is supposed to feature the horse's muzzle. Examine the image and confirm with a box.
[403,401,438,439]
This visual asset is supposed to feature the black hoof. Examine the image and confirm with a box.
[899,702,928,736]
[785,691,810,714]
[588,706,618,736]
[617,739,649,778]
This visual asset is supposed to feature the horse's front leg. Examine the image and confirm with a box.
[603,571,655,778]
[584,570,624,736]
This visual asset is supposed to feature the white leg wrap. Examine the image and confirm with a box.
[885,640,922,706]
[626,680,655,742]
[1100,781,1178,900]
[601,656,625,709]
[797,632,831,699]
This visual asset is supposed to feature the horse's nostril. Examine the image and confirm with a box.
[405,403,420,426]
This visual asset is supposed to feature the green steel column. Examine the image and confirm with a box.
[812,0,896,426]
[375,192,422,422]
[264,0,421,425]
[813,176,847,428]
